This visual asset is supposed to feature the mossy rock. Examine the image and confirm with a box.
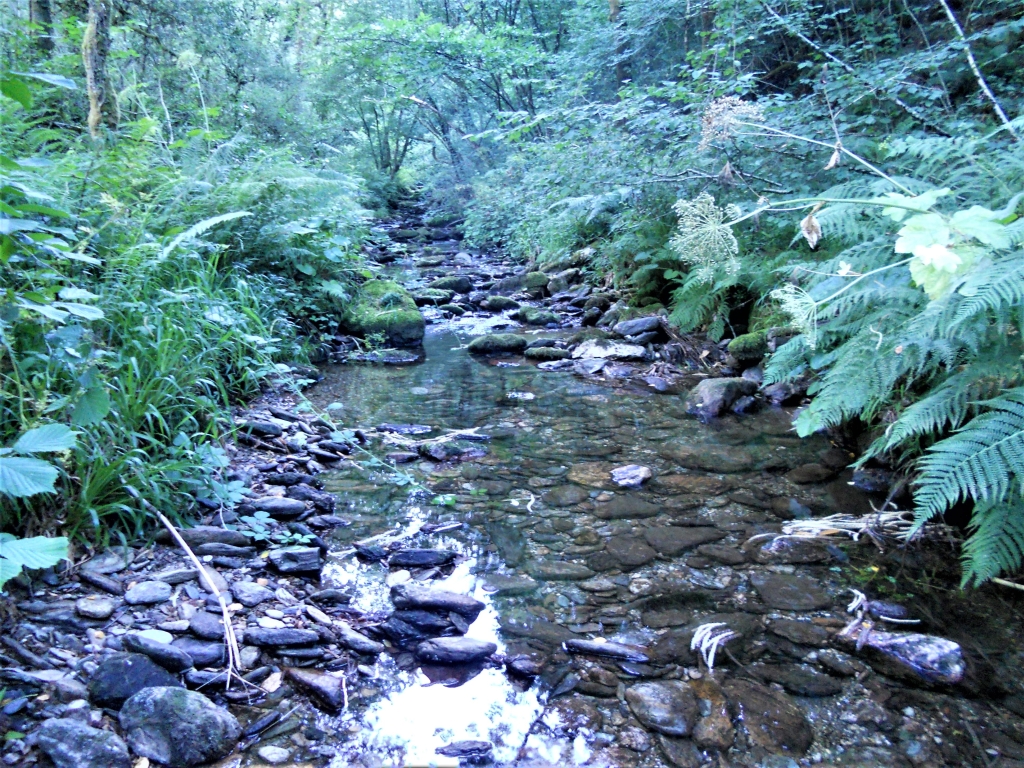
[344,280,425,347]
[438,304,466,316]
[727,331,768,361]
[467,334,528,354]
[524,346,570,361]
[568,327,613,345]
[392,229,419,241]
[516,306,561,326]
[481,295,520,312]
[429,275,473,294]
[411,288,455,306]
[415,256,446,267]
[583,294,613,311]
[525,272,550,289]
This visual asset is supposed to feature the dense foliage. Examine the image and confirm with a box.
[3,0,1024,584]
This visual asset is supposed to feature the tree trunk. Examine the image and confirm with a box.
[82,0,118,137]
[29,0,55,54]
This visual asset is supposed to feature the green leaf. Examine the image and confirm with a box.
[13,424,77,453]
[875,188,950,222]
[0,457,59,497]
[894,214,949,254]
[0,559,22,592]
[53,302,104,320]
[0,536,69,569]
[950,206,1011,249]
[58,287,99,301]
[0,77,32,109]
[71,385,110,426]
[14,71,77,89]
[160,211,251,259]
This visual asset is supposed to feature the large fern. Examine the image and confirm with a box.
[961,495,1024,588]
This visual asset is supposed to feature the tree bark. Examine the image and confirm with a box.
[29,0,55,54]
[82,0,118,137]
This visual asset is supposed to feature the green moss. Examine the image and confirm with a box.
[438,303,466,316]
[467,333,528,354]
[727,330,767,361]
[345,280,425,347]
[411,288,455,306]
[524,346,570,361]
[429,275,473,293]
[516,306,561,326]
[524,271,550,289]
[481,295,520,311]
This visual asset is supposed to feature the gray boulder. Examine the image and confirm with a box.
[34,718,131,768]
[119,687,240,767]
[684,378,758,421]
[88,653,182,709]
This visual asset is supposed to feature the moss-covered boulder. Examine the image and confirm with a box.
[411,288,455,306]
[516,306,561,326]
[727,331,768,362]
[344,281,425,347]
[438,304,466,316]
[467,334,528,354]
[524,346,570,361]
[525,272,550,289]
[429,275,474,294]
[481,295,520,312]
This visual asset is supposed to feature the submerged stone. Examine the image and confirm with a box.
[625,681,698,737]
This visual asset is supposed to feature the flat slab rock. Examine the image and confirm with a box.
[243,628,320,647]
[750,572,831,611]
[723,679,813,755]
[644,526,726,556]
[390,583,485,621]
[416,636,497,664]
[564,638,649,663]
[88,653,183,709]
[268,546,322,573]
[625,681,698,737]
[35,717,131,768]
[286,667,346,711]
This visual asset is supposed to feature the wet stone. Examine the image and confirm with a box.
[541,484,590,507]
[122,634,194,673]
[388,548,456,568]
[527,561,594,581]
[159,526,251,548]
[593,495,660,519]
[768,619,831,647]
[171,637,225,668]
[842,629,965,686]
[35,718,131,768]
[657,734,704,768]
[268,546,322,573]
[625,680,698,737]
[416,636,497,664]
[189,610,225,640]
[286,667,345,711]
[604,535,657,568]
[785,463,836,484]
[643,526,726,556]
[755,536,833,564]
[723,679,813,755]
[244,628,320,647]
[251,497,307,518]
[481,574,539,595]
[695,543,746,564]
[124,580,172,605]
[391,584,485,620]
[750,572,831,612]
[564,638,649,662]
[611,464,653,488]
[753,664,844,697]
[334,622,385,655]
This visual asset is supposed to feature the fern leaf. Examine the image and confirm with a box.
[914,388,1024,521]
[161,211,252,259]
[961,495,1024,587]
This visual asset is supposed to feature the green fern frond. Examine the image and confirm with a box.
[961,495,1024,587]
[914,388,1024,522]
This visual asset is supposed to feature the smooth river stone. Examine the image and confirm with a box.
[722,679,813,755]
[124,581,172,605]
[604,535,657,567]
[625,681,698,737]
[611,465,652,488]
[390,584,486,621]
[231,581,275,607]
[750,572,831,612]
[593,495,660,519]
[416,637,497,664]
[527,561,594,581]
[75,596,119,620]
[541,485,590,507]
[643,526,726,556]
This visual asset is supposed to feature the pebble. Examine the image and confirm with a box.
[75,596,119,619]
[258,617,286,629]
[257,746,292,764]
[124,581,172,605]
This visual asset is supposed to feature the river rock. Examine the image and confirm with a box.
[785,463,835,484]
[754,663,844,697]
[189,610,225,640]
[527,561,594,580]
[242,420,283,437]
[88,653,183,709]
[768,619,831,647]
[437,740,493,760]
[334,622,385,655]
[231,581,274,607]
[625,681,698,737]
[467,333,528,354]
[843,629,965,685]
[82,547,131,575]
[657,735,704,768]
[593,495,659,519]
[613,316,661,337]
[684,378,757,422]
[515,306,560,326]
[689,676,734,751]
[416,636,497,664]
[605,535,657,568]
[659,443,757,473]
[122,634,193,673]
[258,746,292,764]
[268,546,321,573]
[542,484,590,506]
[750,572,831,611]
[391,584,485,620]
[723,679,813,755]
[251,497,307,518]
[524,346,570,361]
[755,536,833,564]
[156,526,251,548]
[243,628,320,647]
[389,548,456,568]
[481,295,519,311]
[611,464,652,488]
[124,580,172,605]
[119,687,241,767]
[643,526,726,556]
[35,718,131,768]
[75,595,119,619]
[171,637,225,668]
[430,275,473,293]
[565,639,650,663]
[572,338,647,361]
[286,667,346,710]
[695,544,747,564]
